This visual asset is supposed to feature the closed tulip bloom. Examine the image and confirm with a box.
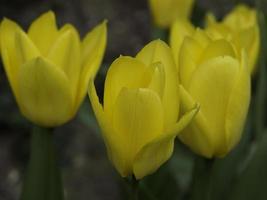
[205,4,260,74]
[177,29,251,158]
[88,40,199,179]
[148,0,195,28]
[0,11,107,127]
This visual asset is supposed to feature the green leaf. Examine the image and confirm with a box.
[228,132,267,200]
[253,10,267,139]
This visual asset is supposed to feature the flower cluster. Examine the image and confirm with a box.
[0,2,257,181]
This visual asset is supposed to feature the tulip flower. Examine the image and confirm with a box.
[205,4,260,74]
[176,28,251,158]
[88,40,199,179]
[148,0,195,28]
[0,11,107,127]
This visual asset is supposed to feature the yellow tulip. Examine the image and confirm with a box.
[88,40,199,179]
[0,11,107,127]
[176,28,251,158]
[148,0,195,28]
[205,4,260,74]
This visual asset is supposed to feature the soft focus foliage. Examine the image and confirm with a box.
[0,11,107,127]
[170,23,251,157]
[88,40,199,179]
[148,0,195,28]
[205,4,260,74]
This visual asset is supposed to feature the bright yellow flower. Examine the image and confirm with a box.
[0,11,107,127]
[176,28,251,158]
[205,4,260,74]
[148,0,195,28]
[88,40,199,179]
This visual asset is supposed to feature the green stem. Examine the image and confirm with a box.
[20,126,64,200]
[190,156,214,200]
[130,176,139,200]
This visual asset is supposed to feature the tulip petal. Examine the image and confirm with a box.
[75,21,107,110]
[233,26,259,73]
[112,88,164,177]
[103,56,147,119]
[81,20,107,76]
[88,79,130,177]
[47,26,81,101]
[225,51,251,152]
[140,61,166,99]
[198,39,236,64]
[88,79,114,158]
[0,18,23,99]
[188,56,239,156]
[133,103,199,179]
[178,85,214,157]
[179,36,203,88]
[169,19,194,66]
[136,40,179,128]
[205,12,217,26]
[18,57,73,127]
[28,11,58,55]
[15,30,40,63]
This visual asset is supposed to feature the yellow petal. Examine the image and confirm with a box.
[75,21,107,110]
[112,88,164,177]
[47,26,81,101]
[136,40,179,129]
[205,12,217,26]
[233,26,260,74]
[0,18,23,98]
[169,19,194,66]
[133,103,199,179]
[28,11,59,55]
[225,51,251,153]
[81,20,107,75]
[88,79,116,160]
[88,79,129,177]
[198,39,236,64]
[188,56,239,156]
[103,56,147,120]
[140,61,166,99]
[179,36,203,88]
[193,28,211,47]
[15,29,40,63]
[178,85,214,158]
[18,57,73,127]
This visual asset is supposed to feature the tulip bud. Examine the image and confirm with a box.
[177,29,251,158]
[205,4,260,74]
[88,40,199,179]
[148,0,195,28]
[0,11,107,127]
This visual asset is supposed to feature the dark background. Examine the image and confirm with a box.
[0,0,262,200]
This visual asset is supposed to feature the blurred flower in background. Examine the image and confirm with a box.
[205,4,260,74]
[148,0,195,28]
[0,11,107,127]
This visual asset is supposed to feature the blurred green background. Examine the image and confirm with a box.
[0,0,266,200]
